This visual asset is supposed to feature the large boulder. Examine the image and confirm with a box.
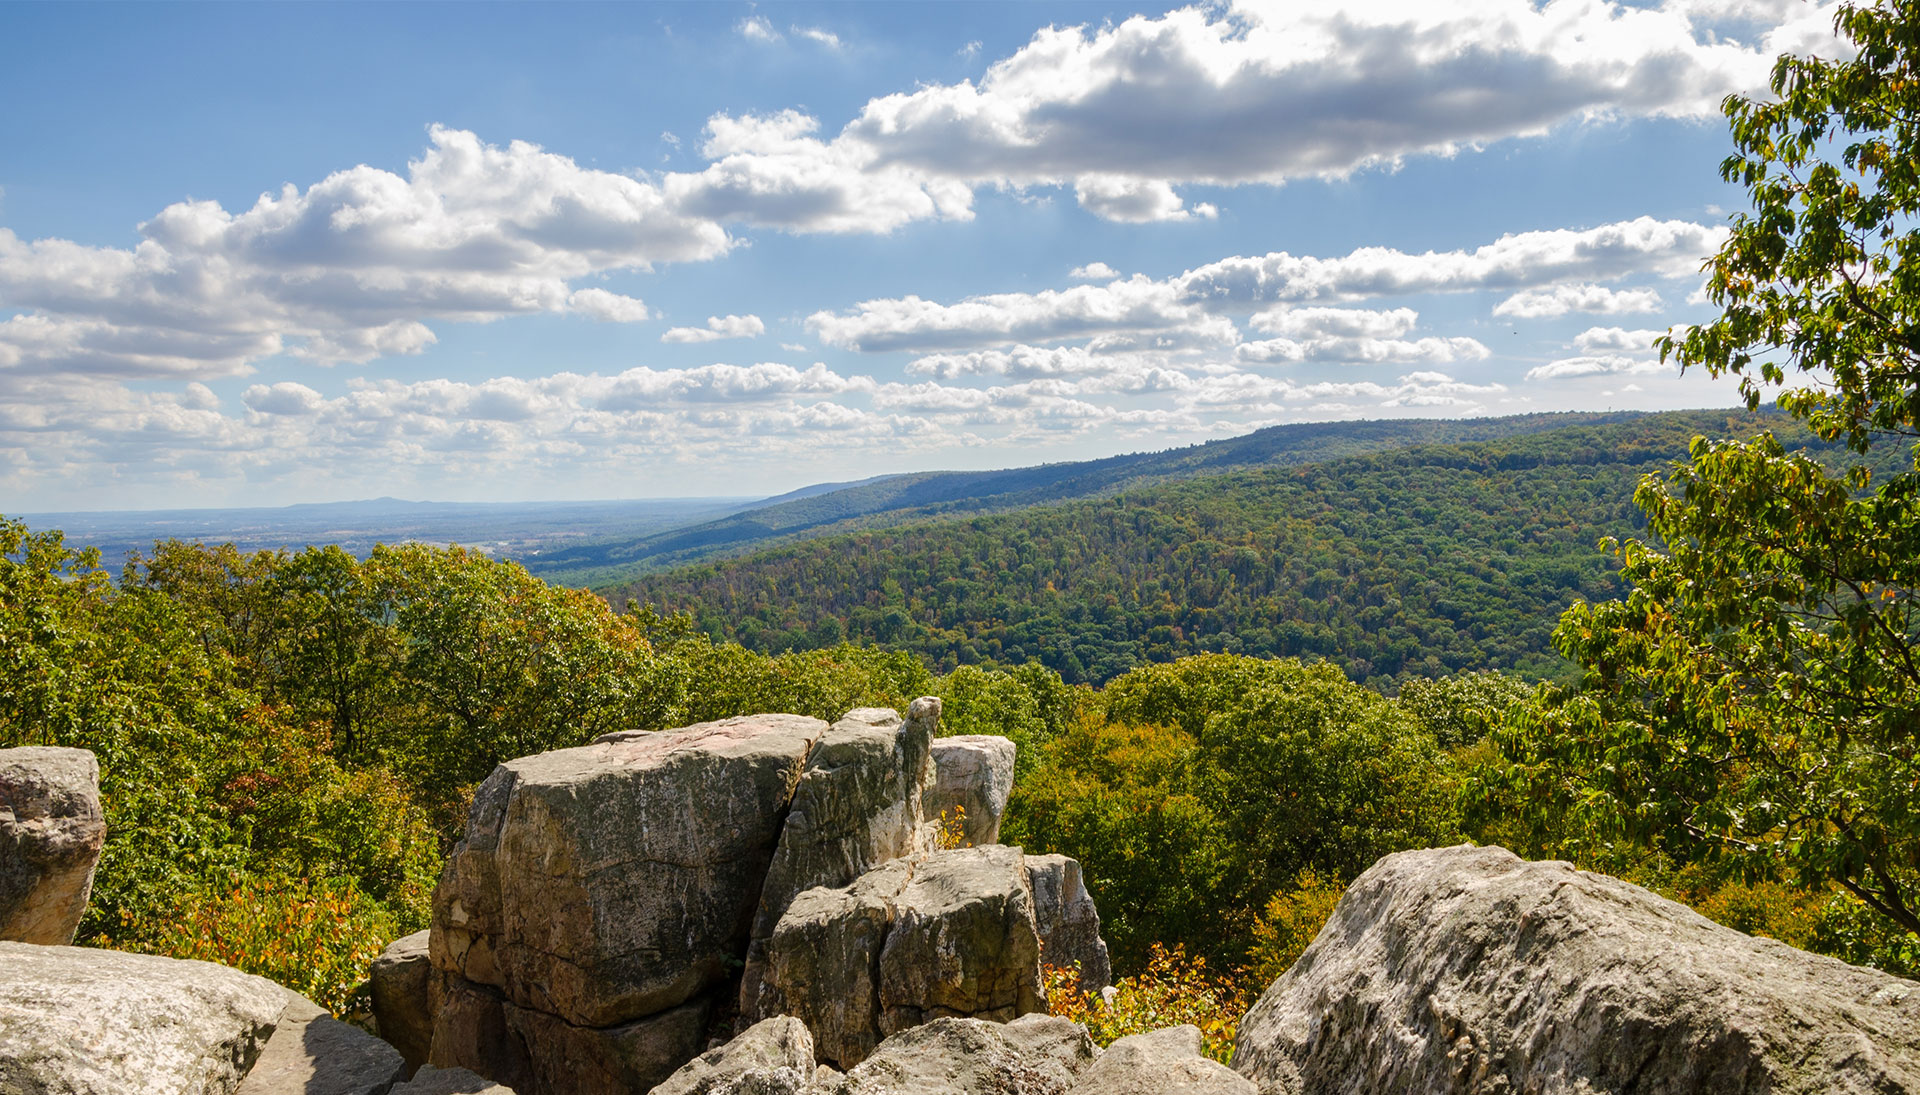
[431,713,828,1029]
[370,928,434,1074]
[818,1015,1096,1095]
[648,1016,816,1095]
[926,736,1015,847]
[764,846,1045,1069]
[740,702,939,1024]
[0,941,290,1095]
[1066,1026,1252,1095]
[0,746,106,945]
[234,993,407,1095]
[390,1065,518,1094]
[1233,844,1920,1095]
[505,996,710,1095]
[1024,855,1110,994]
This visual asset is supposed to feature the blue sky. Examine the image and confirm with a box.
[0,0,1848,510]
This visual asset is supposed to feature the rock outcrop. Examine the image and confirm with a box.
[1024,854,1110,994]
[1067,1026,1251,1095]
[0,745,107,945]
[428,713,830,1095]
[817,1015,1096,1095]
[1233,844,1920,1095]
[739,702,939,1024]
[390,1065,519,1095]
[370,928,434,1074]
[926,735,1015,847]
[234,993,406,1095]
[649,1016,816,1095]
[0,941,291,1095]
[763,845,1046,1070]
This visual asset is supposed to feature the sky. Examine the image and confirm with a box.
[0,0,1852,511]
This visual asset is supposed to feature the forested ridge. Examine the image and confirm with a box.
[609,409,1890,687]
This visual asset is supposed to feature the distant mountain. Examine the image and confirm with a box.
[537,411,1672,584]
[9,496,758,579]
[609,409,1864,687]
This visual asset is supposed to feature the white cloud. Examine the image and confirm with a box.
[811,218,1717,353]
[1574,326,1670,353]
[681,0,1841,224]
[660,313,767,343]
[243,381,324,416]
[1525,354,1668,380]
[1236,335,1490,367]
[1070,262,1121,281]
[738,15,781,42]
[568,288,651,323]
[1493,284,1666,318]
[1250,306,1418,339]
[0,126,732,380]
[793,25,842,49]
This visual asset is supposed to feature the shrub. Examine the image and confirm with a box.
[1244,869,1347,988]
[1043,943,1248,1064]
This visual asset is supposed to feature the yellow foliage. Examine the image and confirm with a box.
[1044,943,1248,1064]
[1244,869,1346,987]
[936,805,971,850]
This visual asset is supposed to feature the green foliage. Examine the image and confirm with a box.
[613,412,1892,688]
[1395,671,1532,749]
[1043,943,1248,1064]
[109,875,396,1015]
[1495,0,1920,952]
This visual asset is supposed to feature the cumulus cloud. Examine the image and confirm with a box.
[811,218,1717,353]
[1493,283,1666,318]
[1574,325,1670,353]
[1525,354,1668,380]
[1236,335,1490,367]
[568,288,651,323]
[1070,262,1120,281]
[0,126,731,380]
[679,0,1841,224]
[243,381,324,416]
[661,313,767,343]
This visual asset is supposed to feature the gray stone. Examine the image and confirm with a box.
[389,1065,518,1094]
[764,846,1046,1070]
[427,976,534,1095]
[370,928,434,1074]
[234,997,406,1095]
[819,1015,1095,1095]
[1024,855,1110,994]
[0,941,290,1095]
[429,713,827,1029]
[0,746,106,945]
[648,1016,815,1095]
[926,736,1015,847]
[739,701,939,1025]
[1066,1026,1252,1095]
[505,995,710,1095]
[1232,844,1920,1095]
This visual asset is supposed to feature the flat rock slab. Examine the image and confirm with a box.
[926,736,1015,847]
[0,941,290,1095]
[0,746,106,945]
[234,1000,405,1095]
[818,1015,1095,1095]
[1233,844,1920,1095]
[390,1065,519,1094]
[431,713,828,1028]
[1067,1026,1251,1095]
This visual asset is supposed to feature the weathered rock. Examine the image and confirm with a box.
[739,701,940,1024]
[0,941,290,1095]
[1024,854,1110,994]
[389,1065,518,1095]
[506,995,712,1095]
[0,746,106,945]
[879,844,1044,1038]
[234,994,406,1095]
[1233,844,1920,1095]
[428,976,534,1095]
[926,735,1015,847]
[819,1015,1096,1095]
[371,928,435,1074]
[763,859,915,1069]
[765,846,1046,1069]
[430,713,828,1030]
[1067,1026,1251,1095]
[648,1016,815,1095]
